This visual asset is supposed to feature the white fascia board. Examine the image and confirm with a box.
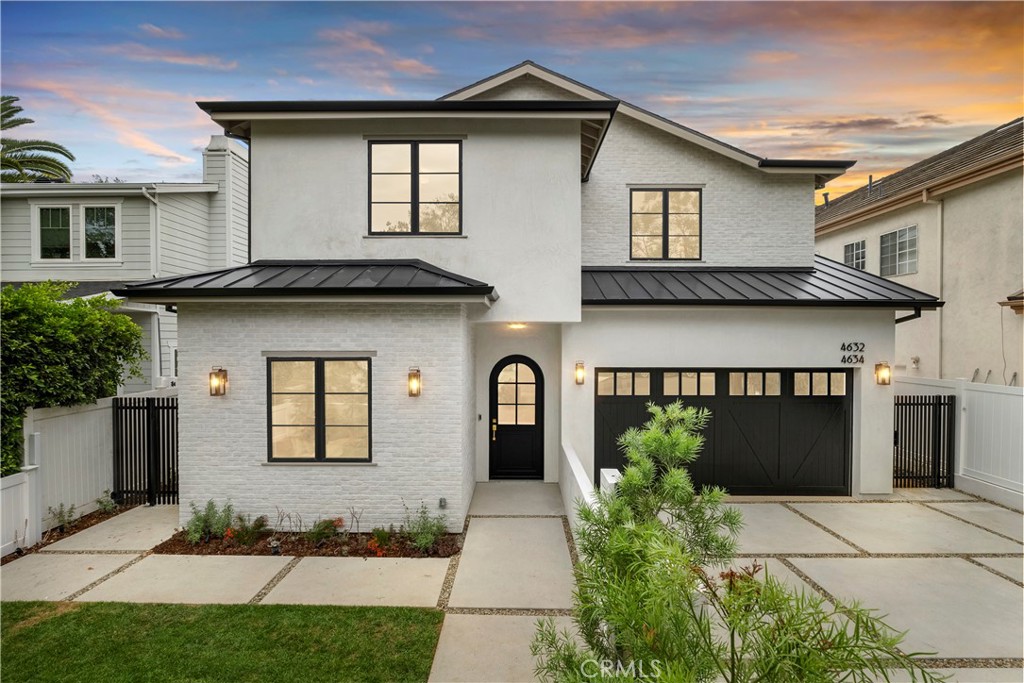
[2,183,219,197]
[209,111,610,122]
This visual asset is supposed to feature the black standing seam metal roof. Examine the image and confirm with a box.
[110,260,497,299]
[581,255,942,307]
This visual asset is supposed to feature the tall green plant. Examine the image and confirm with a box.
[1,95,76,182]
[533,401,943,683]
[1,282,146,476]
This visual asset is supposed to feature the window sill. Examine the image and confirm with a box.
[364,234,467,239]
[31,260,123,267]
[262,461,377,467]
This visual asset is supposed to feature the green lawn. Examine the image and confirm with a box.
[1,601,444,682]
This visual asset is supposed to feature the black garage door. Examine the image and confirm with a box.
[594,369,852,495]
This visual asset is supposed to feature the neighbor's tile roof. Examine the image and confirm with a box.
[816,118,1023,226]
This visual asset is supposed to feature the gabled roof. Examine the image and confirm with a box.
[581,255,941,309]
[816,118,1024,233]
[196,99,618,181]
[441,61,855,188]
[111,260,497,303]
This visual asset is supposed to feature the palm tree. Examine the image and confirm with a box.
[2,95,75,182]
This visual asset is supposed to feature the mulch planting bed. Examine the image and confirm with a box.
[153,531,463,558]
[0,506,137,566]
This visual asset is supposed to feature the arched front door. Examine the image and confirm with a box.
[489,355,544,479]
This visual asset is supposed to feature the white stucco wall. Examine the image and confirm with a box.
[249,118,582,323]
[561,307,897,494]
[176,302,474,532]
[816,170,1023,384]
[472,322,562,482]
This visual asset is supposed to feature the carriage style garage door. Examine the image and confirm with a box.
[594,369,852,495]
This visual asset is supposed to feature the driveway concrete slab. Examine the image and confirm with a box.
[886,489,976,502]
[729,557,815,594]
[468,482,564,516]
[42,505,179,553]
[76,555,289,604]
[1,553,138,601]
[262,557,448,607]
[926,502,1023,542]
[429,614,574,683]
[792,558,1024,659]
[730,504,859,555]
[973,556,1024,583]
[790,503,1022,554]
[449,517,573,609]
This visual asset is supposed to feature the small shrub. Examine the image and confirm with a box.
[47,503,77,530]
[366,538,387,557]
[304,519,337,547]
[403,502,448,552]
[95,490,118,514]
[185,500,234,545]
[232,514,269,546]
[371,526,391,546]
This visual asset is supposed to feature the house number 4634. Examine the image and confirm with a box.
[840,342,865,364]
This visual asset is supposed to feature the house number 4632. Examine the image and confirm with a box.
[840,342,865,364]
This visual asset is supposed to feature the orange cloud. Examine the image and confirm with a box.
[138,23,184,40]
[103,43,237,70]
[750,50,798,64]
[313,20,438,94]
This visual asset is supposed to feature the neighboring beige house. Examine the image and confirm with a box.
[816,119,1023,385]
[1,136,249,392]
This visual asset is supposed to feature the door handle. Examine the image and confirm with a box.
[491,419,497,442]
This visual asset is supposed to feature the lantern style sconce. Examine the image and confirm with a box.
[209,367,228,396]
[575,361,586,385]
[408,367,421,397]
[874,362,891,386]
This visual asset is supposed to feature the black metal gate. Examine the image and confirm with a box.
[893,394,956,488]
[112,396,179,505]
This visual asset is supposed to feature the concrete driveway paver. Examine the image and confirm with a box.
[790,503,1023,554]
[730,504,860,555]
[468,482,564,516]
[972,556,1024,583]
[428,614,574,683]
[730,557,816,594]
[926,502,1024,542]
[75,554,290,604]
[41,505,179,553]
[1,553,139,601]
[448,517,574,609]
[261,557,448,607]
[792,557,1024,659]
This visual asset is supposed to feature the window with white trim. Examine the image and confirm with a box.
[82,206,118,259]
[880,226,917,276]
[843,240,866,270]
[38,206,71,260]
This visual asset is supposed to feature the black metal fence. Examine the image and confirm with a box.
[893,394,956,488]
[112,396,178,505]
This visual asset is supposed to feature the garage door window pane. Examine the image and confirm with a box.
[681,372,698,396]
[729,372,744,396]
[597,372,615,396]
[812,373,829,396]
[616,373,632,396]
[663,372,679,396]
[746,373,763,396]
[700,372,716,396]
[830,373,847,396]
[633,373,650,396]
[765,373,781,396]
[794,373,810,396]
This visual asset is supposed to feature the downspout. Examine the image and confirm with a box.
[141,185,161,278]
[922,188,943,376]
[223,131,252,264]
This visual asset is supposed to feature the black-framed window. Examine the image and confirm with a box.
[843,240,866,270]
[880,226,917,277]
[630,188,701,260]
[369,141,461,234]
[267,358,371,461]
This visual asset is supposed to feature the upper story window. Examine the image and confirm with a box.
[83,206,117,259]
[369,141,461,235]
[630,188,701,260]
[880,226,917,277]
[32,202,120,263]
[38,206,71,260]
[843,240,866,270]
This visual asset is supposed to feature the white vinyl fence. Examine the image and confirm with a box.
[559,441,597,533]
[895,376,1023,510]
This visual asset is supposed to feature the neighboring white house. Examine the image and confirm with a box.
[1,136,249,392]
[815,119,1023,385]
[117,62,941,530]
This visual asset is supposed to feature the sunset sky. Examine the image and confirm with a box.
[2,1,1021,201]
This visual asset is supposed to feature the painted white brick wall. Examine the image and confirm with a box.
[177,302,472,532]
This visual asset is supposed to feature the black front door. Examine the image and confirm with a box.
[489,355,544,479]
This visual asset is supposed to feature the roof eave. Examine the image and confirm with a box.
[582,299,942,309]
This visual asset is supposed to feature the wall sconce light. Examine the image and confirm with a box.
[575,361,586,385]
[874,362,891,386]
[408,367,421,397]
[209,367,228,396]
[507,322,527,330]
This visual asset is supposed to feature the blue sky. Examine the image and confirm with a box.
[2,1,1021,198]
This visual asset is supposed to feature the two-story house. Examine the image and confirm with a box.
[2,136,249,392]
[117,62,940,530]
[815,119,1023,386]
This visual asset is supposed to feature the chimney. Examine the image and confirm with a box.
[868,175,873,193]
[822,192,830,208]
[202,136,250,268]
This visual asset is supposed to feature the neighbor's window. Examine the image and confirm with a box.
[38,206,71,260]
[369,141,461,234]
[880,226,917,276]
[83,206,117,259]
[843,240,866,270]
[268,358,371,461]
[630,188,701,260]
